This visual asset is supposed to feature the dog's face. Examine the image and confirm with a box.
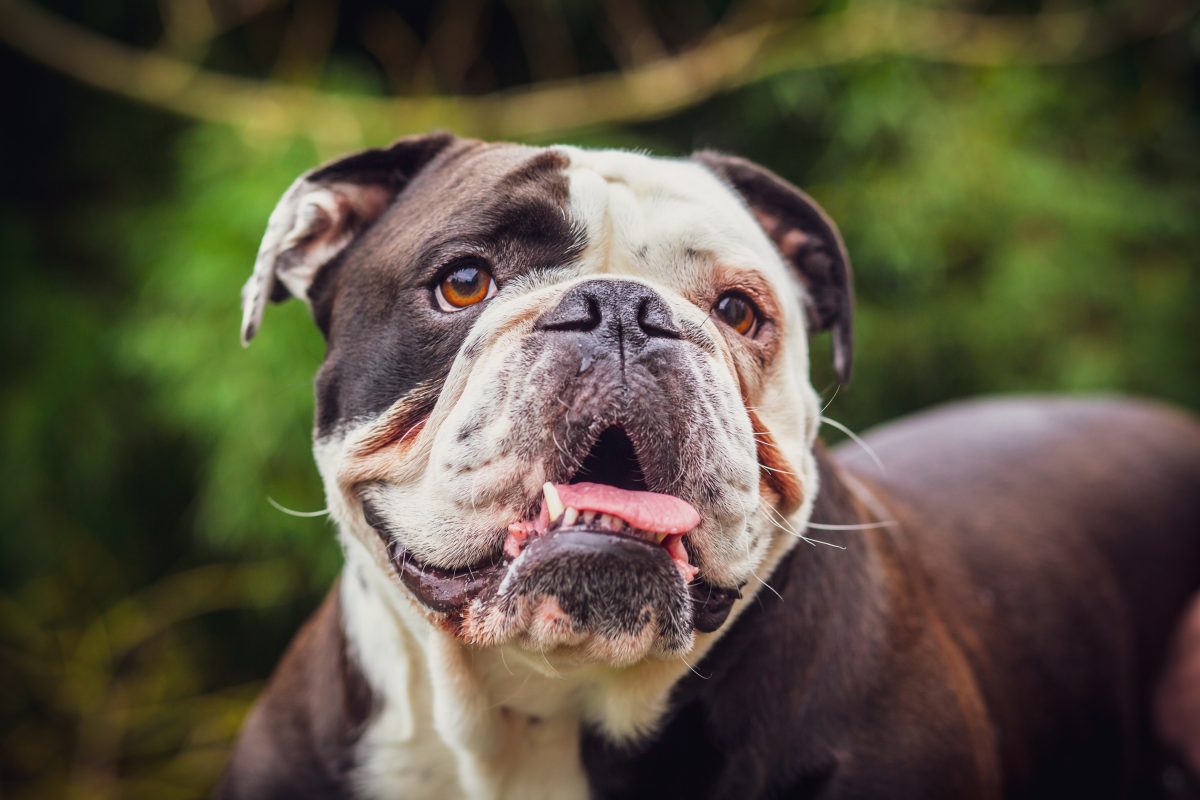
[242,135,852,667]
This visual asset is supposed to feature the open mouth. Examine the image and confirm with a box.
[504,481,700,582]
[504,426,700,582]
[363,425,741,632]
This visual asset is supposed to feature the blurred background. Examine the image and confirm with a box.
[1,0,1197,796]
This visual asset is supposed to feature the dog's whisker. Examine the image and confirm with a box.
[537,647,563,679]
[802,535,847,549]
[820,416,886,474]
[759,499,847,550]
[498,646,513,678]
[759,463,799,477]
[808,520,898,531]
[758,500,814,547]
[837,469,898,529]
[820,383,841,414]
[758,497,802,530]
[750,569,783,601]
[549,428,571,475]
[678,653,710,681]
[267,497,330,517]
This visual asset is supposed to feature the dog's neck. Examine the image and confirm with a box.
[336,445,871,799]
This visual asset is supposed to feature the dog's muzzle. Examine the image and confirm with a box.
[365,279,747,654]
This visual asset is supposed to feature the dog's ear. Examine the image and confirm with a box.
[694,151,854,385]
[240,133,456,345]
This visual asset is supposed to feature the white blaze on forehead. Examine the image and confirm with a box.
[554,146,796,301]
[551,146,818,439]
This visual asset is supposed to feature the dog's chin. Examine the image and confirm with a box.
[459,528,695,664]
[363,505,743,665]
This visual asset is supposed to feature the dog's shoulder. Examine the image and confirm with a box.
[217,582,375,799]
[840,396,1200,792]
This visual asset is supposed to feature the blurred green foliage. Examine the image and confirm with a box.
[1,0,1198,796]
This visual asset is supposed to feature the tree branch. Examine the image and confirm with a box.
[0,0,1193,150]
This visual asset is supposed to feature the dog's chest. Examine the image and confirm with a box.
[344,558,592,800]
[356,706,588,800]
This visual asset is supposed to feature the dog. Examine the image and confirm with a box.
[218,133,1200,799]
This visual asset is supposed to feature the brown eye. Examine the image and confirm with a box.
[435,263,497,311]
[712,292,759,336]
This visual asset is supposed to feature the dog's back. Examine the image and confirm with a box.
[842,396,1200,796]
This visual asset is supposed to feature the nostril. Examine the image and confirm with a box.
[536,279,680,343]
[636,296,681,339]
[538,293,602,333]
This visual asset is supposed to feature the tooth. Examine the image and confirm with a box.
[581,511,596,525]
[542,482,565,521]
[654,531,669,543]
[598,513,614,530]
[563,507,579,527]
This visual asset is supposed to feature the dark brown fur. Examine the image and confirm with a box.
[218,583,374,800]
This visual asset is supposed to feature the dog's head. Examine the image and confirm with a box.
[242,134,852,666]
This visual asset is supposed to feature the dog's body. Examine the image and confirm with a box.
[220,135,1200,799]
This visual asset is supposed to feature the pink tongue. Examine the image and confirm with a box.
[550,482,700,534]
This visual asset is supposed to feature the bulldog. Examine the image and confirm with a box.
[219,133,1200,799]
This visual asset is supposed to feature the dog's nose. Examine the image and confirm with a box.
[536,280,680,353]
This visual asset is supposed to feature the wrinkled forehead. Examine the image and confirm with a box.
[381,140,573,247]
[351,142,793,301]
[329,141,576,302]
[555,146,794,293]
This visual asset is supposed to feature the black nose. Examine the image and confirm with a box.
[536,279,680,357]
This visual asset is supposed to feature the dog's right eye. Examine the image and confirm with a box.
[435,263,497,311]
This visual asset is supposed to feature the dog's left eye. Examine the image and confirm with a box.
[435,263,497,311]
[712,291,760,337]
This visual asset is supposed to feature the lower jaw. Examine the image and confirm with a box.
[377,526,742,635]
[394,549,502,614]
